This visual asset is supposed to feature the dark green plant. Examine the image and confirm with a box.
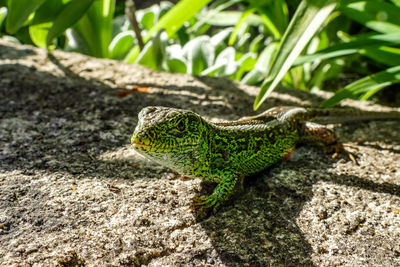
[254,0,400,109]
[1,0,398,108]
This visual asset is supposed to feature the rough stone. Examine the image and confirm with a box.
[0,39,399,266]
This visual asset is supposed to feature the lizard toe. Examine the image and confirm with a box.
[329,142,358,165]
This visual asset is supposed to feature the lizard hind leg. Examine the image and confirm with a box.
[300,122,358,164]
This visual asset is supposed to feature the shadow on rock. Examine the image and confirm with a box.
[195,172,315,266]
[193,148,400,266]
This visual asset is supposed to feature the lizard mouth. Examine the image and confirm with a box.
[132,141,196,152]
[131,140,151,148]
[131,134,198,152]
[131,132,151,148]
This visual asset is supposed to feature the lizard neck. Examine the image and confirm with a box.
[162,120,212,179]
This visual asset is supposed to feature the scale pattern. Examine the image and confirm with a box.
[131,106,399,213]
[131,106,305,212]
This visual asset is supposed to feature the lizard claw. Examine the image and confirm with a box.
[329,143,358,165]
[190,195,220,216]
[192,195,208,203]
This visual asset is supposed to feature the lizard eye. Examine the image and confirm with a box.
[176,120,185,131]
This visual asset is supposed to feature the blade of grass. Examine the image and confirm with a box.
[146,0,212,39]
[391,0,400,7]
[294,33,400,65]
[73,0,114,58]
[341,0,400,33]
[321,65,400,107]
[360,46,400,67]
[228,8,254,46]
[254,0,337,110]
[46,0,94,47]
[273,0,288,34]
[0,7,7,28]
[6,0,45,34]
[190,0,240,34]
[31,0,72,25]
[205,11,265,27]
[258,13,281,39]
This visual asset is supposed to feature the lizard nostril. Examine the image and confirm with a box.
[143,106,157,115]
[132,132,143,142]
[136,133,145,140]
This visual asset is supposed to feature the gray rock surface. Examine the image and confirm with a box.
[0,39,399,266]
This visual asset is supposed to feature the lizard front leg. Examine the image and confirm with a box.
[191,171,244,214]
[300,122,357,164]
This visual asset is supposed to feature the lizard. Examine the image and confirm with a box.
[131,106,400,214]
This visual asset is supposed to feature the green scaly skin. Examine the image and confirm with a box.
[131,106,400,214]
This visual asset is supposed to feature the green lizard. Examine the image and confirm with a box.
[131,106,399,214]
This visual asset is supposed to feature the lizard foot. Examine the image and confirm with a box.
[190,173,242,216]
[170,171,191,180]
[180,175,191,181]
[190,194,220,216]
[327,142,358,165]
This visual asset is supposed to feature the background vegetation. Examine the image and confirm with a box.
[0,0,399,109]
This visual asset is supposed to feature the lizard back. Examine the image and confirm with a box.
[207,116,300,179]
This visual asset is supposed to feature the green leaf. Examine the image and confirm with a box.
[31,0,72,26]
[321,65,400,107]
[294,33,400,65]
[241,42,279,85]
[65,28,89,54]
[165,44,187,73]
[200,63,225,76]
[190,0,240,34]
[29,22,52,48]
[391,0,400,7]
[255,43,281,73]
[236,32,252,51]
[135,31,165,70]
[28,0,72,46]
[341,1,400,33]
[73,0,115,57]
[308,59,344,91]
[109,31,135,59]
[234,52,257,80]
[0,7,7,28]
[206,11,264,27]
[360,46,400,67]
[124,45,141,63]
[146,0,213,40]
[6,0,45,34]
[140,11,155,30]
[272,0,289,34]
[201,47,236,76]
[182,36,215,75]
[254,0,337,110]
[258,13,282,39]
[228,8,254,46]
[156,1,174,22]
[249,34,264,53]
[47,0,94,48]
[125,0,213,63]
[210,27,232,53]
[167,58,187,73]
[241,70,265,85]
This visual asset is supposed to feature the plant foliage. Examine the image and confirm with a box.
[0,0,399,107]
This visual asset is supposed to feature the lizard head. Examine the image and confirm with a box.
[131,106,208,171]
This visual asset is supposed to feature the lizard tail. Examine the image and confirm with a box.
[304,108,400,124]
